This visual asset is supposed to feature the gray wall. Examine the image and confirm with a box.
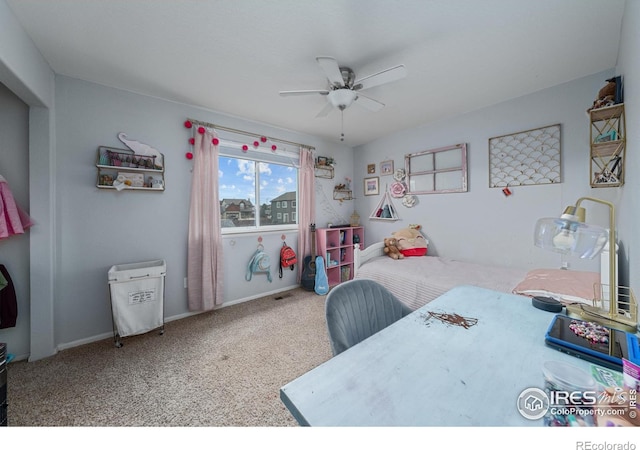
[615,0,639,315]
[353,70,620,274]
[52,76,353,351]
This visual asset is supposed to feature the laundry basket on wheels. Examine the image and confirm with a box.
[108,259,166,348]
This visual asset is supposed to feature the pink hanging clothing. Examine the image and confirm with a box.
[0,175,34,239]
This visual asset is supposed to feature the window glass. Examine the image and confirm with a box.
[219,155,298,231]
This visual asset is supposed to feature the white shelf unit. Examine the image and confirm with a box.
[369,192,399,221]
[96,146,165,191]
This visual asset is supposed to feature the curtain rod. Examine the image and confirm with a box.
[186,118,315,151]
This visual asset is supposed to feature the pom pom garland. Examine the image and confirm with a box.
[189,138,195,145]
[185,152,193,160]
[212,138,219,146]
[184,120,192,128]
[197,127,205,134]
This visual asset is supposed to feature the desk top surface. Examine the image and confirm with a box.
[280,285,594,426]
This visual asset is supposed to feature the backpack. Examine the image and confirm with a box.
[246,246,272,282]
[279,241,297,278]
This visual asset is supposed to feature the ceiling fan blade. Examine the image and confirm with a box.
[279,89,329,96]
[316,56,345,88]
[354,64,407,91]
[315,102,335,118]
[354,94,385,112]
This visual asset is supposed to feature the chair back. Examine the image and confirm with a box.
[325,279,412,356]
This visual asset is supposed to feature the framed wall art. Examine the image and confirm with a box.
[405,143,468,194]
[489,124,561,188]
[380,160,394,175]
[367,163,376,174]
[364,177,379,196]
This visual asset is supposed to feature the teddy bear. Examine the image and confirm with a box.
[587,78,618,112]
[383,237,404,260]
[392,224,428,257]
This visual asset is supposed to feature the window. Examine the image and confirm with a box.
[405,143,467,194]
[218,143,299,232]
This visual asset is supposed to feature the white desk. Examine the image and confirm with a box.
[280,285,594,426]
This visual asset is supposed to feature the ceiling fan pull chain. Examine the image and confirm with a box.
[340,110,345,141]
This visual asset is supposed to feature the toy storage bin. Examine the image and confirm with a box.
[108,259,166,347]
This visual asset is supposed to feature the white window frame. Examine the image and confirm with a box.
[218,141,299,235]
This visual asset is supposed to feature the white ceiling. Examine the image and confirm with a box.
[6,0,625,147]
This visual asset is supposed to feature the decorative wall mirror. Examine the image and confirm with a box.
[404,143,468,194]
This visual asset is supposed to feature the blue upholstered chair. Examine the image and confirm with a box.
[325,279,413,356]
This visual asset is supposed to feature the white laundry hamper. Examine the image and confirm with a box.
[108,259,166,347]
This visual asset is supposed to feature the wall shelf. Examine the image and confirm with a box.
[589,103,625,188]
[96,146,165,191]
[333,189,352,201]
[369,192,399,221]
[315,164,335,179]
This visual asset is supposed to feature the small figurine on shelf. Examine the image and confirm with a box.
[344,177,351,190]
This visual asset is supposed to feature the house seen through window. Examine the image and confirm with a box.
[218,153,298,231]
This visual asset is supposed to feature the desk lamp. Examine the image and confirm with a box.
[534,196,637,332]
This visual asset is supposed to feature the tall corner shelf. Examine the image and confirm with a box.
[589,103,625,188]
[316,226,364,288]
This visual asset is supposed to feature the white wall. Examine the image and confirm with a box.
[353,69,620,273]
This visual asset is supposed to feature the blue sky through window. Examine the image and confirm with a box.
[219,156,297,205]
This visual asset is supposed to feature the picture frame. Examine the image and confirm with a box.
[367,163,376,174]
[364,176,380,196]
[380,160,394,175]
[316,156,328,166]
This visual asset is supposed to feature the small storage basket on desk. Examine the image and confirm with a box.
[108,259,166,347]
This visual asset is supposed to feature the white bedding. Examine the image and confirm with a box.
[354,254,529,310]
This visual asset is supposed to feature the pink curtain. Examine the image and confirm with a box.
[297,147,316,282]
[187,129,223,311]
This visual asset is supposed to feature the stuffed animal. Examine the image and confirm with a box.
[383,237,404,260]
[392,224,428,257]
[588,78,617,112]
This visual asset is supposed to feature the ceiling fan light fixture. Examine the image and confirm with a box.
[328,89,357,110]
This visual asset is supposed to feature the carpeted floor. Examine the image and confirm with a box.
[6,288,332,426]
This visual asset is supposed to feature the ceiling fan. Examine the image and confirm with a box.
[279,56,407,119]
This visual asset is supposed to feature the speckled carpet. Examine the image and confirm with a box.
[6,288,331,427]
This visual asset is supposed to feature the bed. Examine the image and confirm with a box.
[353,242,603,311]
